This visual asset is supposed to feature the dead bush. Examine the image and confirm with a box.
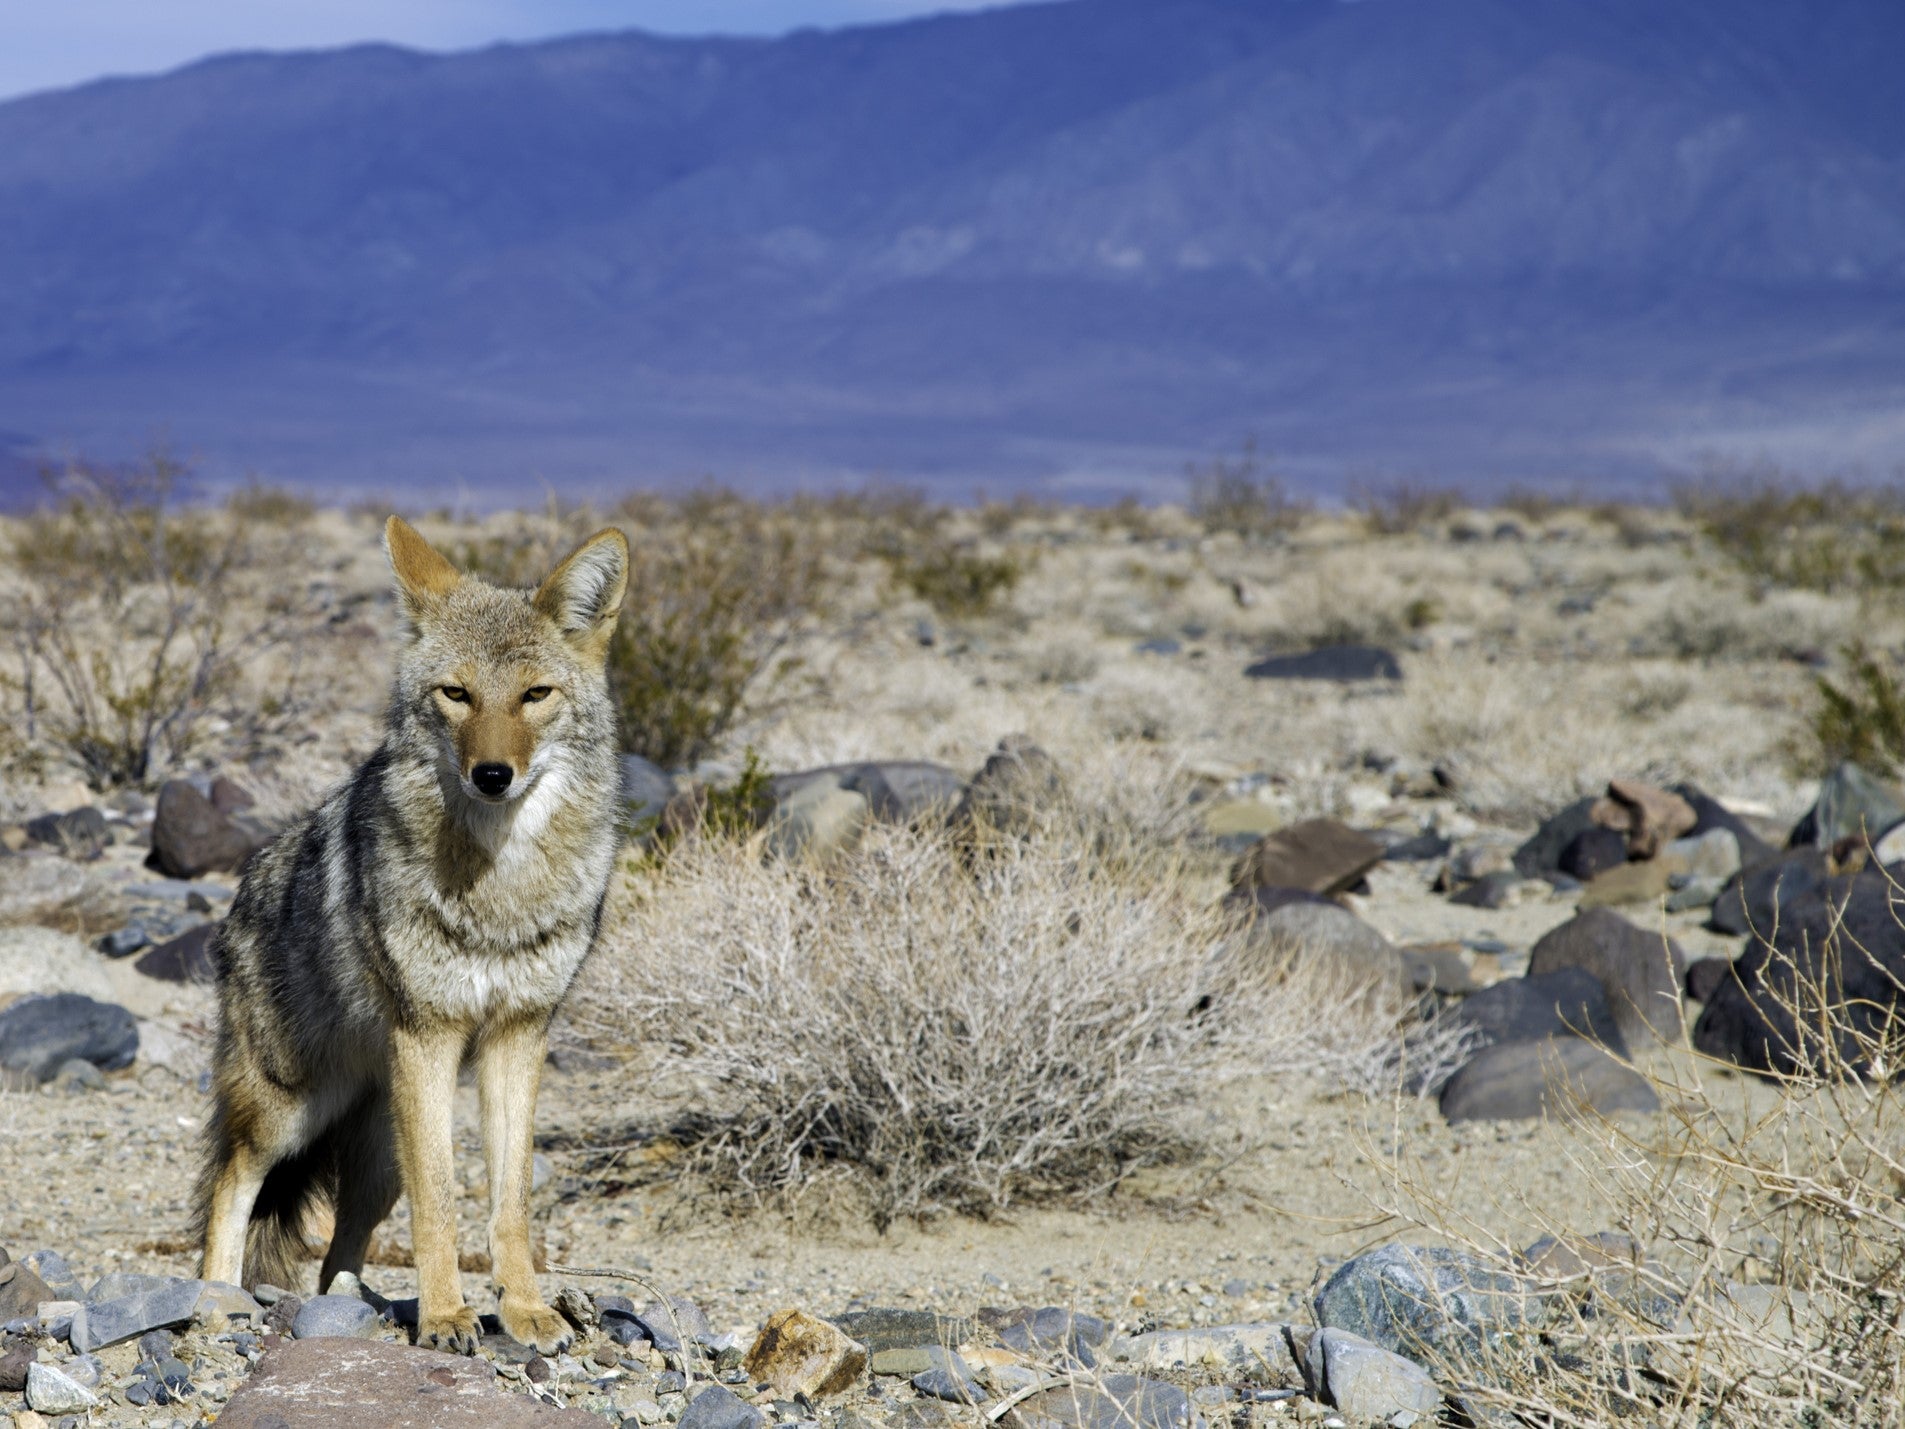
[0,455,324,787]
[574,810,1404,1228]
[1186,439,1308,541]
[453,492,832,771]
[1350,478,1467,536]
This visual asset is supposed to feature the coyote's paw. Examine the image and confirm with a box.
[500,1297,573,1356]
[417,1304,482,1355]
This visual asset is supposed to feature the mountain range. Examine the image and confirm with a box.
[2,0,1902,500]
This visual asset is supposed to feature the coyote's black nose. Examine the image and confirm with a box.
[471,763,514,797]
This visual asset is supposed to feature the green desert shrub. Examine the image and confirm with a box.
[1809,642,1905,776]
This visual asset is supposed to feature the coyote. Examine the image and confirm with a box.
[194,516,629,1355]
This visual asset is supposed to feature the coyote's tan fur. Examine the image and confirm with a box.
[193,516,629,1354]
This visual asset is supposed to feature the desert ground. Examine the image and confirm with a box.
[0,473,1900,1427]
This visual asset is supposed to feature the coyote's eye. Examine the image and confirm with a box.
[522,686,553,704]
[440,686,470,703]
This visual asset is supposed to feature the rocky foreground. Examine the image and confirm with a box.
[0,1229,1751,1429]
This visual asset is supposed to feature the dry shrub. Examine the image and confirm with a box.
[1350,478,1467,536]
[1361,933,1905,1426]
[1676,470,1905,595]
[1186,440,1308,541]
[574,807,1405,1228]
[452,491,832,770]
[0,455,324,787]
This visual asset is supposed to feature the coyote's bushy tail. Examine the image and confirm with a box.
[191,1115,344,1293]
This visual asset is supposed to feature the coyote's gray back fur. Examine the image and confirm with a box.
[192,519,627,1340]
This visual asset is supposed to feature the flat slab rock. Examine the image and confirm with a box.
[216,1337,602,1427]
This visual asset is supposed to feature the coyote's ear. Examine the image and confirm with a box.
[535,528,629,655]
[384,516,462,623]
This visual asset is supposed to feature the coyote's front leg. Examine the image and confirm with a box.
[392,1022,480,1354]
[479,1013,570,1355]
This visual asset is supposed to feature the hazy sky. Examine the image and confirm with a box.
[0,0,1035,100]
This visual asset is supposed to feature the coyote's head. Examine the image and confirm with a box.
[383,516,629,805]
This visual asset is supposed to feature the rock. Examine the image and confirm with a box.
[216,1336,603,1426]
[636,1296,712,1353]
[210,775,256,814]
[1439,1036,1660,1123]
[1513,798,1600,878]
[1693,868,1905,1077]
[132,922,221,984]
[24,1362,94,1414]
[1664,875,1728,913]
[1518,1231,1673,1324]
[1448,871,1520,909]
[1240,899,1409,994]
[1709,848,1829,937]
[51,1057,104,1092]
[988,1306,1113,1362]
[1400,944,1480,995]
[195,1280,263,1328]
[23,807,108,859]
[0,994,138,1085]
[68,1277,203,1352]
[1303,1328,1440,1422]
[1577,858,1676,907]
[1874,820,1905,866]
[744,1309,867,1399]
[147,778,273,879]
[1558,827,1627,881]
[552,1284,598,1332]
[1103,1324,1302,1387]
[619,754,677,832]
[839,762,966,823]
[0,1263,52,1322]
[912,1358,986,1404]
[1244,645,1401,682]
[1010,1374,1194,1429]
[1446,968,1627,1053]
[1790,760,1905,848]
[1672,784,1777,869]
[765,781,869,862]
[97,924,152,958]
[1684,957,1736,1004]
[1313,1244,1538,1368]
[1381,830,1450,862]
[832,1308,977,1354]
[18,1253,80,1302]
[1528,908,1684,1046]
[1666,828,1742,881]
[1590,778,1698,860]
[677,1384,766,1429]
[954,736,1064,838]
[1199,799,1283,849]
[1233,819,1385,897]
[0,1341,31,1391]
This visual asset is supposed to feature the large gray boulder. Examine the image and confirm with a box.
[1528,908,1685,1047]
[0,993,137,1085]
[1313,1244,1538,1368]
[1304,1327,1441,1421]
[1439,1036,1660,1124]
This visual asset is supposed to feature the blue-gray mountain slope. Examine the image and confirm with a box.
[0,0,1901,496]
